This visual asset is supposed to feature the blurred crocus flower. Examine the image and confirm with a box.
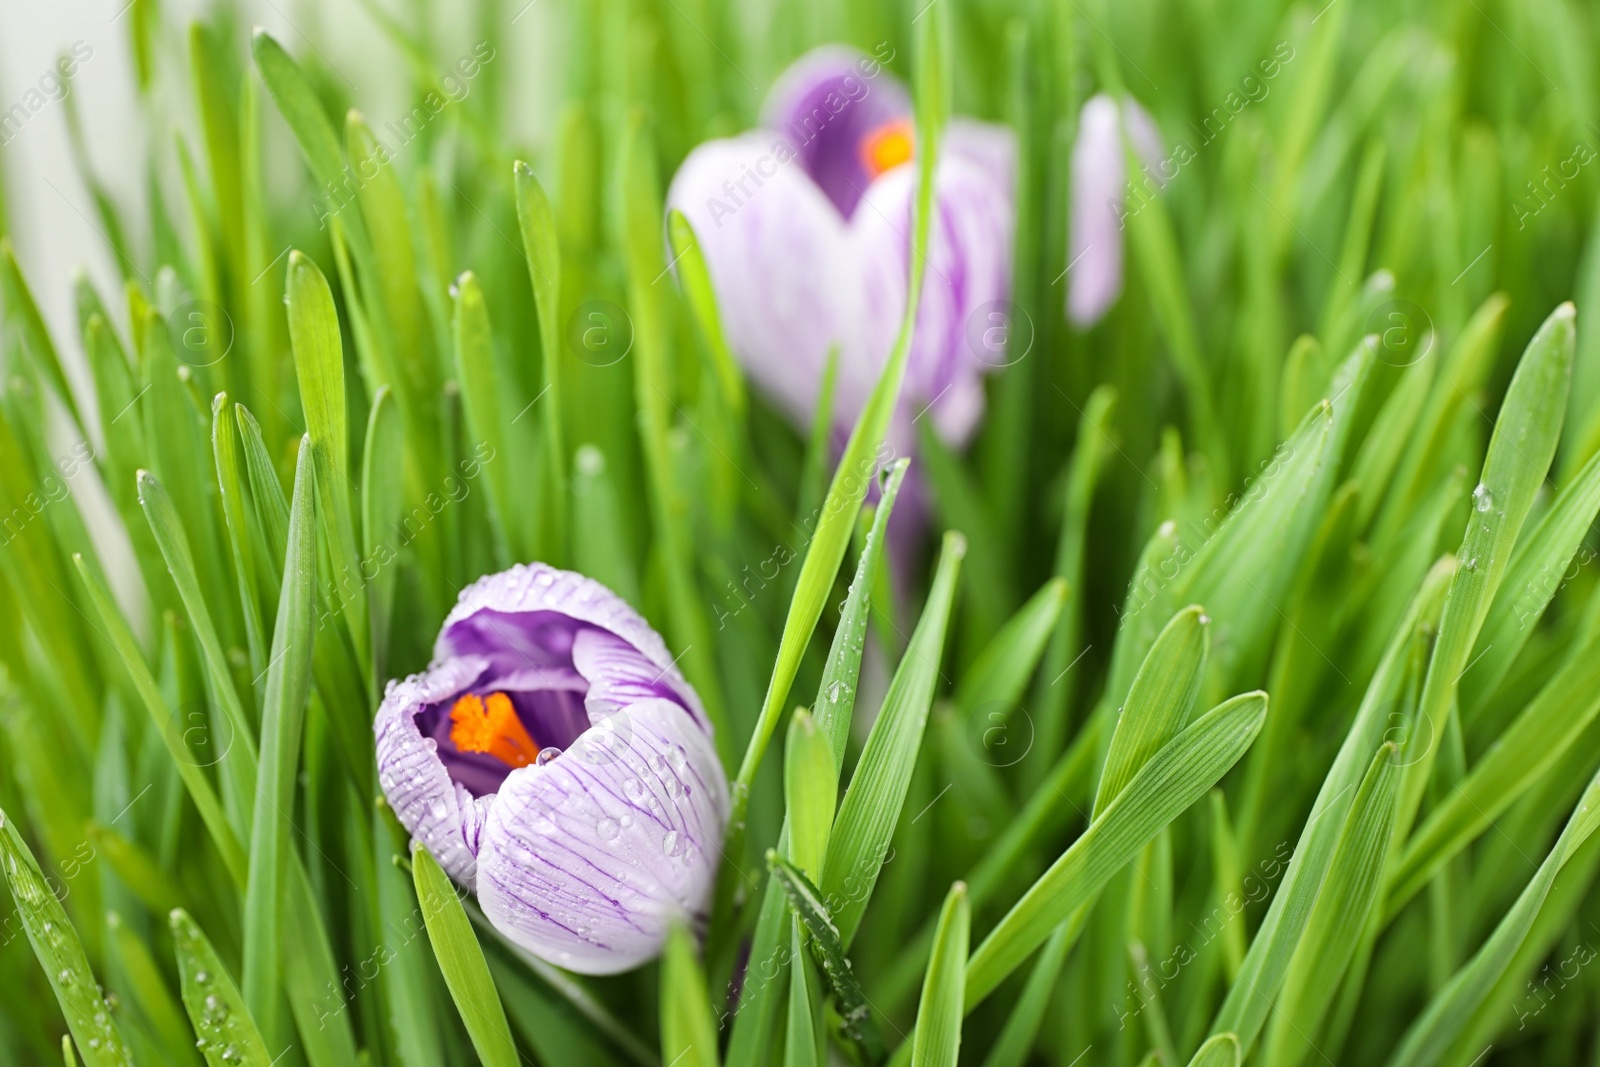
[1068,93,1164,326]
[375,564,727,975]
[667,44,1016,452]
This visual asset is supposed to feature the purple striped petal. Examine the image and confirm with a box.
[375,563,726,977]
[761,44,911,217]
[666,120,1015,453]
[476,697,729,975]
[1068,93,1164,326]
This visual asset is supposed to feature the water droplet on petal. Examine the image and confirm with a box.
[662,831,685,857]
[537,747,563,765]
[597,817,620,841]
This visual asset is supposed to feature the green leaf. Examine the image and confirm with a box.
[104,911,201,1067]
[785,708,836,880]
[213,392,270,679]
[722,461,907,1066]
[617,114,727,750]
[912,882,969,1067]
[1395,302,1575,845]
[241,436,318,1046]
[374,803,446,1067]
[0,809,132,1066]
[1387,764,1600,1067]
[138,468,260,814]
[169,908,273,1067]
[977,921,1072,1067]
[412,845,520,1067]
[822,531,966,946]
[1210,556,1454,1053]
[666,208,746,420]
[571,446,641,607]
[766,852,885,1064]
[1387,618,1600,915]
[451,270,522,560]
[1186,1033,1241,1067]
[1094,604,1211,813]
[660,925,720,1067]
[73,554,247,886]
[1262,745,1400,1067]
[286,250,369,670]
[783,923,821,1067]
[361,386,404,679]
[1462,443,1600,713]
[0,239,81,426]
[250,31,346,192]
[513,160,569,564]
[965,691,1267,1007]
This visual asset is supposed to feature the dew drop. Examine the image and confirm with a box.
[618,814,634,829]
[196,970,211,985]
[662,831,685,857]
[1472,483,1494,513]
[537,747,563,765]
[596,817,620,841]
[624,778,648,803]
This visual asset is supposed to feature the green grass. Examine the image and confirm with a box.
[2,0,1600,1063]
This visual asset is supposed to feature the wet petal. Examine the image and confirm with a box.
[476,698,730,975]
[436,562,706,728]
[375,655,497,887]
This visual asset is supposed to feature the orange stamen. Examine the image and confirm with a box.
[449,692,541,768]
[860,118,916,179]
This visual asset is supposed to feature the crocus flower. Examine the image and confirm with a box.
[1067,93,1164,326]
[375,563,728,975]
[667,44,1016,455]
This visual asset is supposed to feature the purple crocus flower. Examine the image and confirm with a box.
[1067,93,1164,326]
[666,44,1016,455]
[375,564,728,975]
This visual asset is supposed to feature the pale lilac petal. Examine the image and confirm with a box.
[376,655,498,887]
[666,132,861,430]
[477,698,730,975]
[437,562,706,729]
[845,134,1016,449]
[1068,94,1164,326]
[571,626,706,730]
[761,45,911,216]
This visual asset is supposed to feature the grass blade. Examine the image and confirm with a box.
[660,924,719,1067]
[513,160,569,564]
[241,436,317,1046]
[822,531,966,946]
[1387,765,1600,1067]
[412,846,519,1067]
[785,708,835,879]
[767,853,885,1064]
[1262,744,1400,1067]
[912,882,969,1067]
[169,908,272,1067]
[73,554,247,885]
[1395,302,1575,846]
[965,691,1267,1007]
[0,810,131,1065]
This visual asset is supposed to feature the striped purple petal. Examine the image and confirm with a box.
[375,564,725,974]
[476,697,728,975]
[665,97,1015,454]
[1068,93,1164,326]
[761,44,911,217]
